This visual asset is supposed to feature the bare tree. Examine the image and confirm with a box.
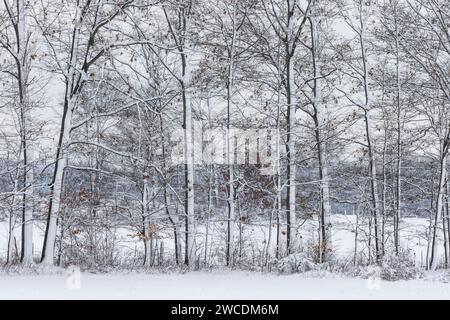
[36,0,134,265]
[258,0,313,254]
[0,0,35,265]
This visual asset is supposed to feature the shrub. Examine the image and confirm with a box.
[379,250,422,281]
[273,253,318,274]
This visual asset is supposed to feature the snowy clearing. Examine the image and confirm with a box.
[1,271,450,300]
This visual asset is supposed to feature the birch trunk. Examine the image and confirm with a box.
[15,0,34,265]
[285,0,297,253]
[276,105,282,259]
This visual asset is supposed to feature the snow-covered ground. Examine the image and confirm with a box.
[1,271,450,299]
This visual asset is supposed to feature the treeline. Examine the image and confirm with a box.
[0,0,449,271]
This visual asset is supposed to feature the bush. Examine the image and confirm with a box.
[271,249,422,280]
[336,250,422,281]
[273,253,318,274]
[379,250,422,281]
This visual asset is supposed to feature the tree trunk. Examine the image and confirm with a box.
[359,11,381,263]
[41,95,75,265]
[285,12,297,254]
[310,12,332,262]
[365,111,381,263]
[182,53,195,267]
[16,0,34,265]
[41,12,82,265]
[430,153,447,270]
[226,56,235,267]
[394,18,402,255]
[143,175,152,266]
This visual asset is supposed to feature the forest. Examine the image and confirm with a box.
[1,0,450,286]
